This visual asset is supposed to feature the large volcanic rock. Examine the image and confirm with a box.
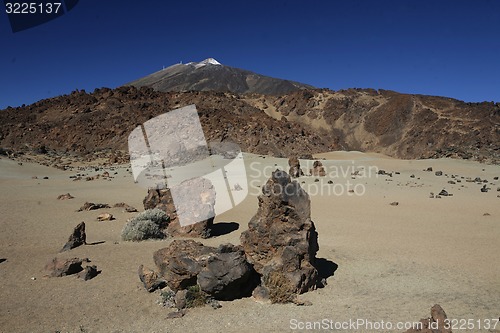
[143,177,215,238]
[310,160,326,177]
[153,240,258,300]
[288,156,304,178]
[240,170,319,301]
[60,222,86,252]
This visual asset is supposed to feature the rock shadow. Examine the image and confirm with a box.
[210,222,239,237]
[0,258,6,264]
[315,258,338,287]
[86,241,106,246]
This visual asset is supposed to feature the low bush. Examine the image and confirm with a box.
[121,208,169,241]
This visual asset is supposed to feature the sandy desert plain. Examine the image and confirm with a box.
[0,151,499,333]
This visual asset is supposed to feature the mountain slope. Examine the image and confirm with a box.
[127,58,314,96]
[245,88,500,162]
[0,87,498,165]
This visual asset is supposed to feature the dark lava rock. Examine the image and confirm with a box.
[60,222,86,252]
[77,265,99,281]
[44,257,88,277]
[435,171,443,176]
[153,240,258,300]
[240,170,319,302]
[77,202,110,211]
[438,189,449,197]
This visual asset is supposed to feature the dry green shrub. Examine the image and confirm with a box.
[121,208,169,241]
[185,285,207,308]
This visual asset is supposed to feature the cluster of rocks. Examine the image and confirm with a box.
[138,170,322,310]
[288,157,327,178]
[43,222,100,281]
[44,257,99,281]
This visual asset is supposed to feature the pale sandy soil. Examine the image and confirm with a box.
[0,152,498,333]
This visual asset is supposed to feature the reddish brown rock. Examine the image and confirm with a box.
[60,222,86,252]
[44,257,88,277]
[138,264,165,292]
[153,240,209,291]
[240,170,319,302]
[143,178,215,238]
[288,156,304,178]
[404,304,452,333]
[310,160,326,177]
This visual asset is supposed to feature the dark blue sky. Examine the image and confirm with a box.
[1,0,499,109]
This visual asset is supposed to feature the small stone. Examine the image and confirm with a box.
[97,213,113,221]
[438,189,449,197]
[426,167,433,172]
[435,171,443,176]
[390,202,399,206]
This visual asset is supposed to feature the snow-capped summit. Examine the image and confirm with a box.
[193,58,222,69]
[200,58,221,65]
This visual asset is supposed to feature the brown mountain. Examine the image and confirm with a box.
[127,58,314,96]
[0,86,498,165]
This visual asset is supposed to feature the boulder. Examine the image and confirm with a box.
[240,170,319,302]
[404,304,452,333]
[288,156,304,178]
[153,240,211,290]
[61,222,86,252]
[143,178,215,238]
[44,257,88,277]
[197,244,259,300]
[153,240,258,300]
[310,160,326,177]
